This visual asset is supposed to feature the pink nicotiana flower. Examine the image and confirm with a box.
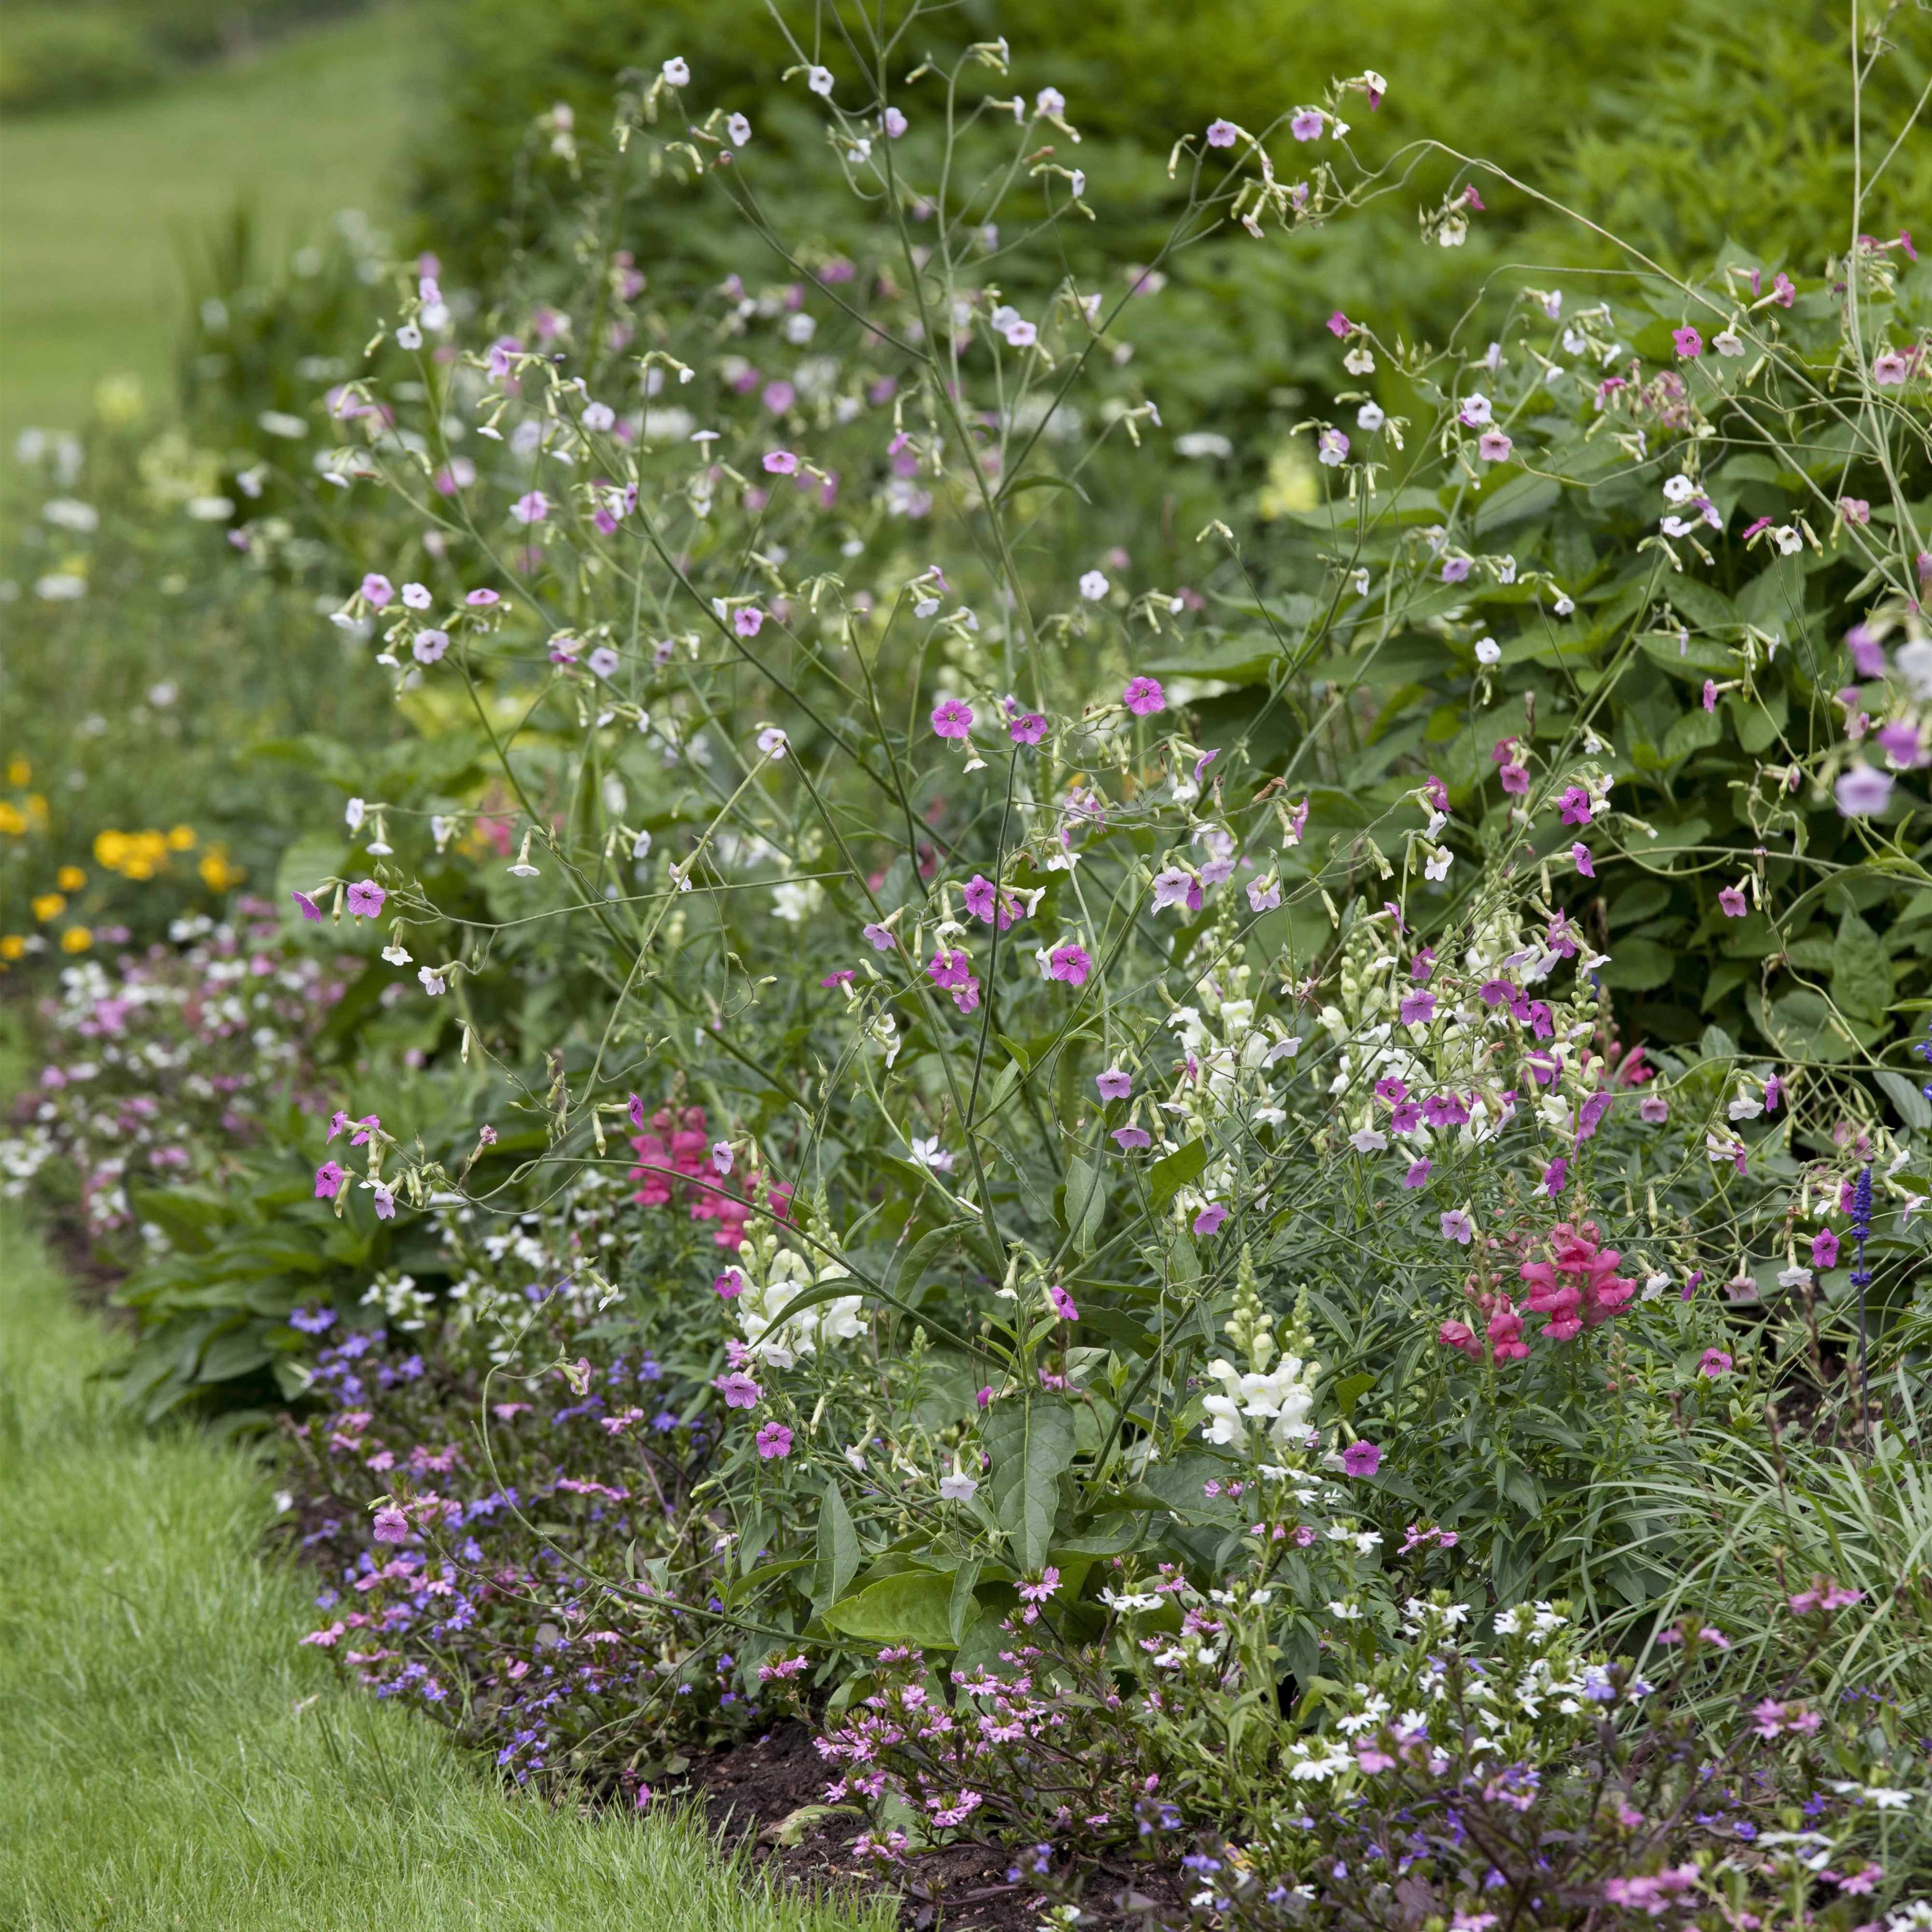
[715,1266,746,1299]
[1009,711,1047,744]
[1122,676,1165,716]
[315,1161,345,1200]
[1835,764,1893,816]
[734,607,766,637]
[1698,1348,1733,1378]
[763,450,799,475]
[1048,943,1092,987]
[1572,844,1594,878]
[1399,991,1436,1026]
[1049,1283,1079,1321]
[1289,108,1323,141]
[1111,1126,1151,1151]
[1403,1160,1433,1189]
[755,1421,793,1459]
[1811,1228,1840,1269]
[292,891,322,921]
[1558,785,1594,825]
[1206,119,1237,148]
[465,588,501,606]
[1477,429,1513,463]
[414,629,450,664]
[1095,1067,1132,1101]
[1193,1203,1228,1237]
[361,573,395,607]
[1718,886,1748,918]
[511,492,549,525]
[1672,325,1703,358]
[932,698,974,740]
[1440,1209,1473,1245]
[714,1371,762,1409]
[1340,1440,1382,1477]
[345,880,387,918]
[1326,311,1352,337]
[372,1506,409,1543]
[862,921,895,951]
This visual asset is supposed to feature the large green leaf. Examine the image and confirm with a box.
[982,1397,1076,1570]
[1148,1137,1205,1210]
[1598,938,1676,991]
[820,1569,957,1649]
[1064,1155,1105,1254]
[811,1481,860,1615]
[1831,909,1893,1025]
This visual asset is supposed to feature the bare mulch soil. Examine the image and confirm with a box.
[682,1720,1190,1930]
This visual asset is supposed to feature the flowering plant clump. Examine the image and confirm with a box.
[5,0,1931,1913]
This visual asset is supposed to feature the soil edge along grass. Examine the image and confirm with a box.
[0,1197,898,1932]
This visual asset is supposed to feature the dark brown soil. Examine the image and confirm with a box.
[682,1720,1191,1930]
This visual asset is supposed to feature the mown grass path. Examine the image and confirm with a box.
[0,1200,896,1932]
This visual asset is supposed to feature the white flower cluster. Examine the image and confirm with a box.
[732,1238,865,1367]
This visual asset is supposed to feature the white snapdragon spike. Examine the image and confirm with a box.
[734,1244,863,1367]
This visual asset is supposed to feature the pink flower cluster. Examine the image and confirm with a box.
[1438,1220,1635,1363]
[628,1101,791,1247]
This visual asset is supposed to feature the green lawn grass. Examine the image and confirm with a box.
[0,1197,897,1932]
[0,1,430,449]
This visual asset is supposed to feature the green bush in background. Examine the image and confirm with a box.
[0,0,368,113]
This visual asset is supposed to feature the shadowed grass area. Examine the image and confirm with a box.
[0,1198,895,1932]
[0,1,431,450]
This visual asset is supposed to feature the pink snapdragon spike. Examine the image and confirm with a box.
[1048,1284,1079,1321]
[315,1160,345,1200]
[1192,1203,1228,1237]
[1672,325,1704,358]
[1340,1440,1381,1477]
[755,1421,793,1459]
[1048,943,1092,986]
[931,697,974,740]
[292,890,322,922]
[1095,1067,1132,1101]
[1122,676,1165,716]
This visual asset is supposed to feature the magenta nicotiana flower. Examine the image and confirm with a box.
[1095,1067,1132,1101]
[1399,991,1436,1026]
[292,890,322,922]
[1672,325,1704,358]
[1403,1160,1433,1189]
[1009,711,1048,744]
[628,1094,645,1130]
[1541,1156,1569,1196]
[962,874,997,922]
[315,1161,345,1199]
[1557,785,1594,826]
[932,698,974,740]
[345,880,387,918]
[756,1421,794,1459]
[734,607,766,637]
[1811,1228,1840,1269]
[1048,1284,1079,1321]
[1111,1126,1151,1151]
[1572,843,1594,878]
[1122,676,1165,716]
[1193,1203,1228,1237]
[715,1266,746,1299]
[1340,1440,1382,1477]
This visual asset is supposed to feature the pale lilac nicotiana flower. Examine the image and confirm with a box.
[1835,764,1893,816]
[1290,108,1323,141]
[361,572,395,607]
[1440,1208,1474,1245]
[711,1140,734,1175]
[588,645,619,678]
[1317,427,1349,466]
[511,491,549,525]
[726,113,752,146]
[1193,1203,1228,1237]
[1151,867,1202,914]
[661,56,689,85]
[1718,886,1748,918]
[763,450,799,474]
[714,1370,762,1408]
[1112,1126,1151,1151]
[734,607,766,637]
[1096,1067,1132,1101]
[1477,430,1513,463]
[411,628,450,665]
[373,1506,409,1543]
[756,725,789,759]
[1246,874,1282,911]
[401,582,432,609]
[1206,119,1237,148]
[862,921,895,951]
[1458,393,1492,427]
[883,107,908,138]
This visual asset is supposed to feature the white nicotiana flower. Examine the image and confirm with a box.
[1357,402,1385,432]
[662,56,690,85]
[419,966,447,995]
[382,943,413,966]
[807,65,834,96]
[1474,636,1501,665]
[939,1468,979,1502]
[1079,569,1109,600]
[726,112,752,146]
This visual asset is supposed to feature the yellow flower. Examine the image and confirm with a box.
[26,795,49,826]
[31,892,66,922]
[124,860,155,881]
[5,758,28,785]
[56,864,85,891]
[94,828,130,869]
[166,824,196,851]
[0,935,24,961]
[0,802,25,837]
[59,927,92,953]
[199,848,245,891]
[1258,441,1319,519]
